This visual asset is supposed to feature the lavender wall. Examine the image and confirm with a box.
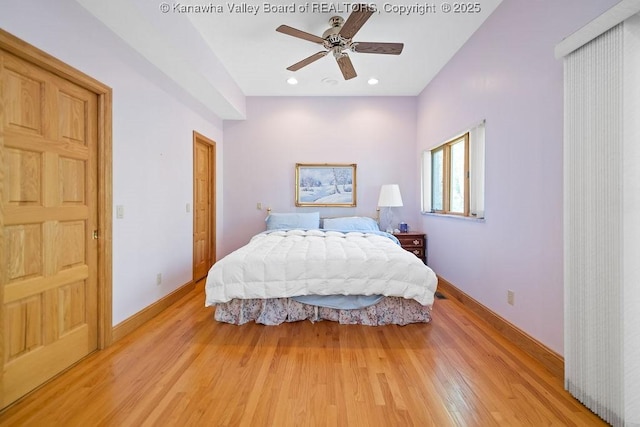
[1,0,225,325]
[221,96,418,257]
[416,0,619,354]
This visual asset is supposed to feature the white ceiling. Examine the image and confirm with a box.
[76,0,502,118]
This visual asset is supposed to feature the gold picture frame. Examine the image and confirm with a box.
[295,163,357,207]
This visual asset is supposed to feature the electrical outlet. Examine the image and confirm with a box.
[156,273,162,286]
[116,205,124,219]
[507,290,515,306]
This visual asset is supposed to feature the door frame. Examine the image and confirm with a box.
[192,131,216,281]
[0,29,113,348]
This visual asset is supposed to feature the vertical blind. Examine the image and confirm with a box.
[564,23,624,426]
[563,13,640,426]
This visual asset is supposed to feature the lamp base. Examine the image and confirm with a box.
[382,207,395,234]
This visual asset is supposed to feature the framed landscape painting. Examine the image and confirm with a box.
[295,163,357,207]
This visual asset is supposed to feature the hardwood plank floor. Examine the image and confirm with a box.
[0,283,606,426]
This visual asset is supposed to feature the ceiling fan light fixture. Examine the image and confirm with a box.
[368,77,379,85]
[287,77,298,85]
[276,5,402,81]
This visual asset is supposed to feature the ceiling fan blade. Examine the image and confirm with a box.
[353,42,404,55]
[286,51,328,71]
[336,54,357,80]
[339,5,375,39]
[276,25,325,44]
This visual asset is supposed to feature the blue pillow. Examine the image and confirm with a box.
[265,212,320,230]
[322,216,380,232]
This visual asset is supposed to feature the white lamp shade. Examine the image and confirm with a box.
[377,184,403,207]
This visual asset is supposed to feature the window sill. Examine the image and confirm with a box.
[421,211,486,223]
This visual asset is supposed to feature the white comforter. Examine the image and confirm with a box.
[205,229,438,307]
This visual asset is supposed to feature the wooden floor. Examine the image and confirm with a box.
[0,284,606,426]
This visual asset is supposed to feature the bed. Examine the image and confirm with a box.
[204,213,438,326]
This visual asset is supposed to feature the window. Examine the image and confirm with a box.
[430,133,469,215]
[422,121,485,218]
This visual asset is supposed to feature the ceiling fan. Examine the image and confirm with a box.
[276,4,404,80]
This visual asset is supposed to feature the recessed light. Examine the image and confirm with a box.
[368,78,379,85]
[287,77,298,85]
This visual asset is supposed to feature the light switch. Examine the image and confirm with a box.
[186,203,191,213]
[116,205,124,219]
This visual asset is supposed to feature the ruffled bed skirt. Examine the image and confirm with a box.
[214,297,432,326]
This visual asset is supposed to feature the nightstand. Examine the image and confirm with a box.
[394,232,427,264]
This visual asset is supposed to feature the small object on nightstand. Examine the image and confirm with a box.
[393,231,427,264]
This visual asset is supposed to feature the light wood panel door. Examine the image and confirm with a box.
[193,132,215,282]
[1,49,99,408]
